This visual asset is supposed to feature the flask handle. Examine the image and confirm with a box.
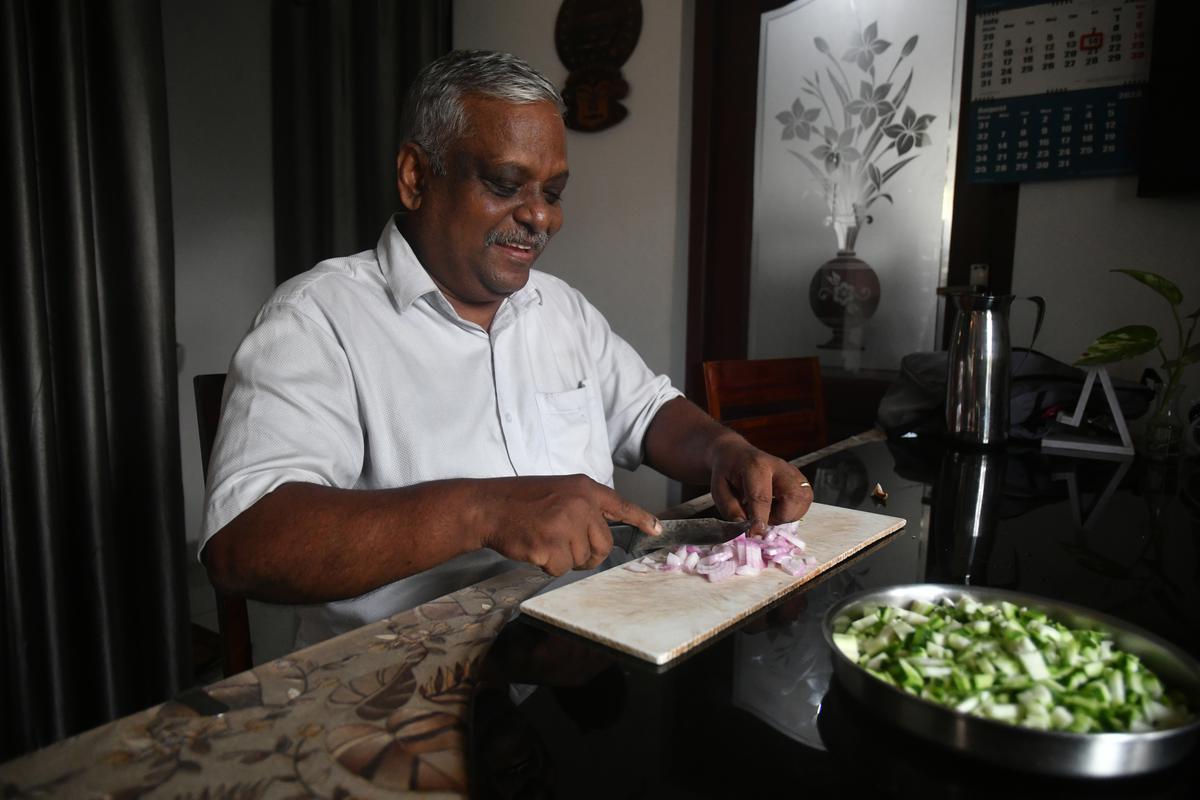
[1023,295,1046,352]
[1013,295,1046,374]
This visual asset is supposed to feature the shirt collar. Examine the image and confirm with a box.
[376,215,441,313]
[376,214,544,318]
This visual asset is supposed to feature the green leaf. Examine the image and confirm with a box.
[1112,269,1183,305]
[1182,342,1200,365]
[1075,325,1159,366]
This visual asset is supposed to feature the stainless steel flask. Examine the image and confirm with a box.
[944,291,1017,446]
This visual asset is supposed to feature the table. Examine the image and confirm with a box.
[471,434,1200,798]
[2,431,1197,798]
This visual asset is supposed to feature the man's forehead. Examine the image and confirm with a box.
[453,95,568,172]
[461,92,559,118]
[460,94,556,132]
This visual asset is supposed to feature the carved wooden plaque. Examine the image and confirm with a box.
[555,0,642,132]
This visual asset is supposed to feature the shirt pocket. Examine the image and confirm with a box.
[534,379,613,484]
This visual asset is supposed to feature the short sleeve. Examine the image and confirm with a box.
[200,301,363,554]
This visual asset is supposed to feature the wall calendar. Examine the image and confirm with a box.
[967,0,1154,183]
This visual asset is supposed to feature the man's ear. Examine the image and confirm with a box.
[396,143,428,211]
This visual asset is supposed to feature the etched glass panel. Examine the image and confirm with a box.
[751,0,967,372]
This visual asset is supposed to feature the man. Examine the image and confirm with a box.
[201,50,812,647]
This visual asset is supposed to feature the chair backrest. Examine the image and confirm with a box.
[702,357,829,461]
[192,373,253,677]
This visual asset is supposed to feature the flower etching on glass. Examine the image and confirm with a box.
[777,21,935,231]
[818,270,872,316]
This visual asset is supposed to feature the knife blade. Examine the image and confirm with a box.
[608,518,752,558]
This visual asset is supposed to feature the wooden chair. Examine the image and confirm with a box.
[193,373,253,677]
[702,357,829,461]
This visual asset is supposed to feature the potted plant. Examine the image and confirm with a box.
[1076,270,1199,456]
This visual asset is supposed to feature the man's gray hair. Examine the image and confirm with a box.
[400,49,565,175]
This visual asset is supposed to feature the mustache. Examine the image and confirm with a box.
[485,230,550,252]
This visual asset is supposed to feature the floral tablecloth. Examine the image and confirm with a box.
[0,567,553,799]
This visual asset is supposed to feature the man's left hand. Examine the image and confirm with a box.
[708,435,813,532]
[642,397,815,529]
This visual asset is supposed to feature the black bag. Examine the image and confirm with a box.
[877,348,1154,440]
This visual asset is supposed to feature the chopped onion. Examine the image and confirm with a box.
[777,530,806,550]
[771,520,803,538]
[745,541,764,570]
[623,519,812,582]
[706,560,737,582]
[775,556,809,577]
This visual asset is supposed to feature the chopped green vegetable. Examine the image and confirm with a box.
[832,632,860,662]
[834,596,1194,733]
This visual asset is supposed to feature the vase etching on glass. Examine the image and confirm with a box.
[809,200,879,349]
[776,21,936,353]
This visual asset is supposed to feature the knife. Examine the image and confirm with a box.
[608,518,752,558]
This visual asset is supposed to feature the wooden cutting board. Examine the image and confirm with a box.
[520,503,906,665]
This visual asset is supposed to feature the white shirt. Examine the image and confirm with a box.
[202,217,682,646]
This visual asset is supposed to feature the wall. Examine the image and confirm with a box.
[162,0,276,553]
[1009,177,1200,391]
[453,0,694,512]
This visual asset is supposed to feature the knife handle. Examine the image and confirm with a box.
[607,522,637,553]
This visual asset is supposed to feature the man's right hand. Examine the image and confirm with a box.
[476,474,661,576]
[204,474,661,604]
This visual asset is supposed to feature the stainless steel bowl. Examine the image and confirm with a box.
[822,583,1200,778]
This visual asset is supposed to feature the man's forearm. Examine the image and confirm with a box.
[202,479,490,604]
[202,472,665,604]
[641,396,744,484]
[642,396,814,525]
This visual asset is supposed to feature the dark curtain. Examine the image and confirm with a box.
[0,0,191,759]
[272,0,452,284]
